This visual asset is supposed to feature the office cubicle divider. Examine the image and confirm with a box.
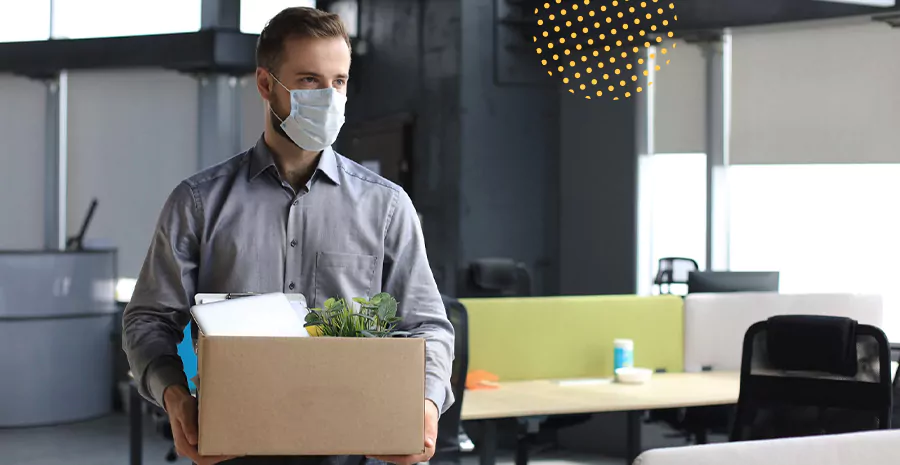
[683,292,884,373]
[460,295,684,381]
[634,429,900,465]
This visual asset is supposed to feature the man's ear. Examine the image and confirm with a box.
[255,68,273,102]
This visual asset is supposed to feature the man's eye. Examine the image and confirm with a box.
[335,79,346,86]
[302,77,318,83]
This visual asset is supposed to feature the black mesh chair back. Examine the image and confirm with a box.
[654,257,699,294]
[433,295,470,464]
[731,315,892,441]
[459,258,532,298]
[890,343,900,428]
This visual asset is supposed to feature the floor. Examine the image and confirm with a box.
[0,414,181,465]
[0,414,610,465]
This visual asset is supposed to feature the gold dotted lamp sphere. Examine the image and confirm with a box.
[535,0,678,100]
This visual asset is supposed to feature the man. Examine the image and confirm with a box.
[123,7,454,465]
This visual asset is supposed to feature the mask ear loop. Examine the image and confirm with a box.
[267,73,292,125]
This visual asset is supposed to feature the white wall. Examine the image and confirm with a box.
[731,19,900,164]
[0,69,267,278]
[67,70,199,278]
[0,76,47,250]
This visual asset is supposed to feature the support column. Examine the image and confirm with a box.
[702,32,732,272]
[43,72,68,250]
[197,0,243,170]
[201,0,241,29]
[559,82,640,296]
[634,47,656,296]
[198,75,243,169]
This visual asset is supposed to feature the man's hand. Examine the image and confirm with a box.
[163,385,238,465]
[368,399,440,465]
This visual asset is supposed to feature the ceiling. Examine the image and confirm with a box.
[517,0,899,33]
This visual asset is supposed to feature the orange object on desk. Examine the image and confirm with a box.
[466,370,500,390]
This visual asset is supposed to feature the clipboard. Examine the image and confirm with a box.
[195,292,308,307]
[189,292,310,346]
[191,293,308,338]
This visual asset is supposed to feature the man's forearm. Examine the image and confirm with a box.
[122,305,191,409]
[145,356,190,410]
[423,331,455,414]
[425,373,449,415]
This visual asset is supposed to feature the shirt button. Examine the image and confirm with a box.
[288,282,295,291]
[290,239,298,247]
[292,200,299,206]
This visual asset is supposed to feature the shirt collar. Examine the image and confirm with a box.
[248,136,341,186]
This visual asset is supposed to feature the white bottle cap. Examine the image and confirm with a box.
[614,339,634,349]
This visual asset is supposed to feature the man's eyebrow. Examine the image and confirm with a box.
[293,72,350,79]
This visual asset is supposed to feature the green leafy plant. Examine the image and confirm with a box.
[304,292,410,338]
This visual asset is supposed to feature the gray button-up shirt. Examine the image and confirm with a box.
[123,137,454,415]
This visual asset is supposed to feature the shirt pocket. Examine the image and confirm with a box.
[313,252,378,307]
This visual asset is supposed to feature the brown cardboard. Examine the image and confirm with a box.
[196,335,425,456]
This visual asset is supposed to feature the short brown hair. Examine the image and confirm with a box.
[256,7,351,71]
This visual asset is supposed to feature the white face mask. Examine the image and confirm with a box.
[270,75,347,152]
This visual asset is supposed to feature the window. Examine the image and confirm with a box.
[644,153,708,295]
[729,164,900,340]
[240,0,317,34]
[0,0,51,42]
[328,0,358,38]
[51,0,201,39]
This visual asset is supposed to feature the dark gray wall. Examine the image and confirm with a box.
[559,94,639,295]
[348,0,638,297]
[346,0,463,294]
[459,1,560,296]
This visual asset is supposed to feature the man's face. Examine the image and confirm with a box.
[258,35,351,137]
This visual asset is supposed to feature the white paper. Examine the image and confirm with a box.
[191,292,309,337]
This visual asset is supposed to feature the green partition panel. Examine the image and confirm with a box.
[460,295,684,381]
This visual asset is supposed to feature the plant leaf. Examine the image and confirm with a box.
[376,296,397,320]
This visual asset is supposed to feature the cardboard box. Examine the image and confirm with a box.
[196,334,425,456]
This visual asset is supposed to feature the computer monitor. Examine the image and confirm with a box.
[687,271,780,294]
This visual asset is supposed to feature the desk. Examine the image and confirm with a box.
[0,250,117,427]
[128,372,740,465]
[461,372,740,465]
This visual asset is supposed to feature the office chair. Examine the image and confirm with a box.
[731,315,892,441]
[432,295,470,465]
[889,343,900,429]
[653,257,698,295]
[649,258,721,444]
[889,343,900,388]
[458,258,532,298]
[459,258,589,461]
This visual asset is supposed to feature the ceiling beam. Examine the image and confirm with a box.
[0,30,259,79]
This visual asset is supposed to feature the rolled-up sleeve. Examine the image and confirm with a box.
[382,189,455,414]
[123,181,201,409]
